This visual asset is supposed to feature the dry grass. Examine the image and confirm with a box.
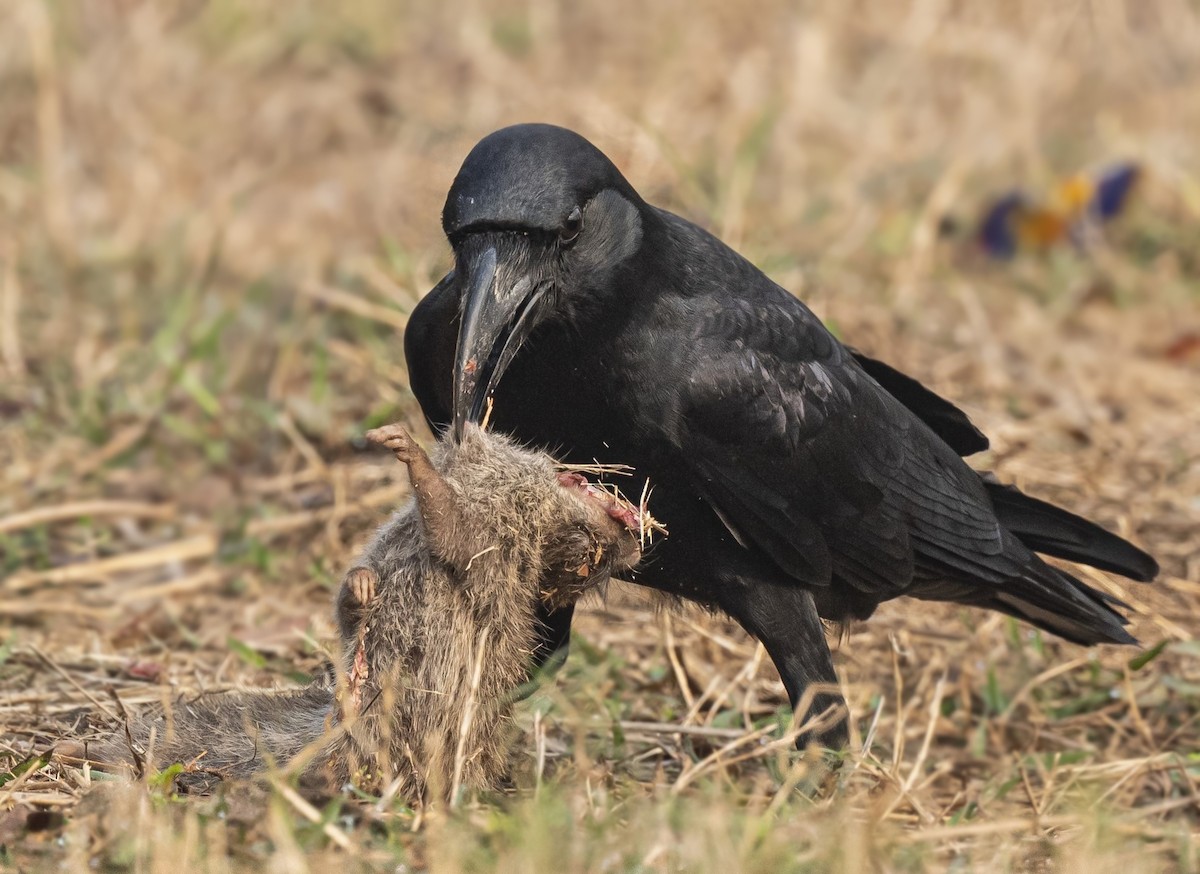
[1,0,1199,870]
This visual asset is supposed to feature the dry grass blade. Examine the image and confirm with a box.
[880,671,946,821]
[300,282,410,331]
[670,723,781,794]
[114,569,222,603]
[0,602,117,619]
[450,624,490,808]
[106,687,144,779]
[616,721,747,740]
[27,645,118,723]
[898,815,1080,843]
[555,462,636,477]
[1,243,26,381]
[0,500,176,535]
[4,535,217,591]
[270,778,358,854]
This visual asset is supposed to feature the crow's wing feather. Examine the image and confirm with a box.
[671,296,1011,596]
[848,350,990,456]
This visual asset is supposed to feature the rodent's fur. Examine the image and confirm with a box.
[81,424,641,802]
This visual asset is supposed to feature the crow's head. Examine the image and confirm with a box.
[441,124,646,439]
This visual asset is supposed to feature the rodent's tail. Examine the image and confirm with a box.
[85,683,336,779]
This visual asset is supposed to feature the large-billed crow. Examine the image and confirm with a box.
[404,123,1158,747]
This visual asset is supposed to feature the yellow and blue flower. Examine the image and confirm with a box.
[977,163,1141,258]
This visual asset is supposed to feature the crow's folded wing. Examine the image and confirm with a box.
[669,297,1015,594]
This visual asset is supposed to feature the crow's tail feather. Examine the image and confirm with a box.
[988,562,1137,646]
[983,475,1158,582]
[912,553,1138,646]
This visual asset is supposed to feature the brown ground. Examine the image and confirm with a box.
[1,1,1199,870]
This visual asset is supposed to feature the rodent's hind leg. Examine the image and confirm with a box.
[335,566,379,645]
[365,423,485,571]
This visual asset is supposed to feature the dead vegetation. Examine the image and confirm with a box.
[1,0,1198,870]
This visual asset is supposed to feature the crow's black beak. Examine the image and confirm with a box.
[452,245,546,441]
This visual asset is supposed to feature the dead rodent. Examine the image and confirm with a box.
[75,423,645,802]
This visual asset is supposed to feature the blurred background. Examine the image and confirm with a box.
[2,1,1199,870]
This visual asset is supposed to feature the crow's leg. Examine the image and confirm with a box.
[717,581,849,750]
[620,486,851,749]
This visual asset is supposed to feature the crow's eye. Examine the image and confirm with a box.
[559,206,583,245]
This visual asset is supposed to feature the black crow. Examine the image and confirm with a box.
[404,123,1158,747]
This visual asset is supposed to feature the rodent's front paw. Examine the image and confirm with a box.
[365,423,419,463]
[344,566,379,606]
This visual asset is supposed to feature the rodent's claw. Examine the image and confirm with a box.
[345,567,379,606]
[366,424,418,463]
